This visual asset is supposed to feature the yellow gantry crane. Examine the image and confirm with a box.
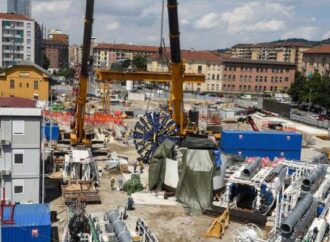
[71,0,205,146]
[96,0,205,134]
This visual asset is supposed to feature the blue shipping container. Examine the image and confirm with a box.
[42,123,60,141]
[2,204,51,242]
[221,131,302,151]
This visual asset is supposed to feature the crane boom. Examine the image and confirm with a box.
[71,0,94,145]
[167,0,184,132]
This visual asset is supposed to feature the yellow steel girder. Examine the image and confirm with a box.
[95,70,205,83]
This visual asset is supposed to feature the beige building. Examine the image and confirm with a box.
[93,43,158,69]
[148,50,222,93]
[149,50,296,94]
[231,42,310,71]
[302,44,330,77]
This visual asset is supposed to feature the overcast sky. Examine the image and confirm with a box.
[2,0,330,49]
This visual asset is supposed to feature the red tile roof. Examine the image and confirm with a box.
[233,42,311,49]
[219,57,296,66]
[94,43,158,52]
[0,97,37,108]
[304,44,330,54]
[0,12,32,21]
[181,50,221,61]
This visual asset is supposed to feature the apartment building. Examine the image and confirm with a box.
[231,42,310,71]
[7,0,31,18]
[69,44,82,67]
[0,61,50,100]
[148,50,222,93]
[302,44,330,77]
[93,43,158,69]
[0,13,37,68]
[0,98,41,203]
[221,58,296,94]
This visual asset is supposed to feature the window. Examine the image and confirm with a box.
[14,152,24,164]
[13,120,24,135]
[26,83,30,88]
[13,180,24,194]
[10,79,15,89]
[34,80,38,90]
[216,84,219,90]
[264,77,267,82]
[217,74,220,80]
[212,74,215,80]
[198,66,202,73]
[285,77,289,82]
[19,82,22,88]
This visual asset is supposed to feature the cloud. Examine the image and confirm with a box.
[220,2,293,34]
[282,26,319,39]
[194,13,219,30]
[1,0,329,50]
[105,22,119,31]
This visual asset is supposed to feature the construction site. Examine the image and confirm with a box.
[1,0,330,242]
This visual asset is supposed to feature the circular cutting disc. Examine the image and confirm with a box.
[133,112,178,162]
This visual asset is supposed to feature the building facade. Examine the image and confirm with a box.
[69,44,82,67]
[43,39,69,70]
[0,62,50,100]
[221,58,296,94]
[302,44,330,77]
[93,43,158,69]
[0,13,37,68]
[148,50,222,93]
[0,106,41,203]
[231,42,310,71]
[7,0,31,18]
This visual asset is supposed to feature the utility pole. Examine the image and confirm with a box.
[42,109,45,204]
[308,88,312,122]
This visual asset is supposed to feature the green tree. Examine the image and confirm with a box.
[42,53,50,70]
[288,72,307,103]
[132,55,147,71]
[54,68,75,79]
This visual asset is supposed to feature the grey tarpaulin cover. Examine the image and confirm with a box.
[149,139,175,190]
[180,136,217,149]
[175,149,215,215]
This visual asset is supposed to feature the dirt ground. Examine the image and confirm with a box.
[50,173,239,242]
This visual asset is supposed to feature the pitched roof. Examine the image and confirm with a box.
[304,44,330,54]
[220,57,296,66]
[181,50,221,62]
[232,42,311,49]
[0,61,51,76]
[0,97,37,108]
[94,43,158,52]
[0,12,32,21]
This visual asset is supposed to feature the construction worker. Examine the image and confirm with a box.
[127,196,135,210]
[139,162,144,174]
[133,160,138,173]
[110,176,115,190]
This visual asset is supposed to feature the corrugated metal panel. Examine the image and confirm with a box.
[222,149,301,160]
[3,204,51,227]
[2,204,51,242]
[0,108,41,117]
[221,131,302,151]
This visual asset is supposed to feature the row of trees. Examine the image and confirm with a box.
[288,72,330,111]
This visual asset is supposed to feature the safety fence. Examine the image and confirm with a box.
[43,111,123,127]
[290,113,329,129]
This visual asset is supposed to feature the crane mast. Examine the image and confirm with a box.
[71,0,94,145]
[167,0,184,132]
